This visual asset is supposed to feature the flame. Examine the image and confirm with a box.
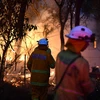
[6,57,12,61]
[11,78,16,83]
[1,7,58,86]
[19,55,25,61]
[21,73,31,78]
[50,70,55,77]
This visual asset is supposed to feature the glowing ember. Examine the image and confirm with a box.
[11,78,16,83]
[50,70,55,77]
[21,73,31,78]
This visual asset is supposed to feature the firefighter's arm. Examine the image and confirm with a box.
[47,49,55,69]
[80,62,95,95]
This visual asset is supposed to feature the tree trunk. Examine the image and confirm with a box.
[0,40,12,83]
[0,56,5,83]
[60,23,65,50]
[17,0,28,38]
[75,0,84,26]
[0,45,9,82]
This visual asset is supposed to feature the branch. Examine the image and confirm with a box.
[54,0,60,6]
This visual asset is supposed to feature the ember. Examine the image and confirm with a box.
[4,60,55,87]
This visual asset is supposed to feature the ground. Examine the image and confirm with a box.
[0,79,100,100]
[0,82,53,100]
[0,82,32,100]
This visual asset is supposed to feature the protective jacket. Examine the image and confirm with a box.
[54,50,95,100]
[27,46,55,86]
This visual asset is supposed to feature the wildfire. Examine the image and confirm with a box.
[21,73,31,78]
[1,20,57,87]
[19,55,26,61]
[4,72,31,87]
[4,68,55,87]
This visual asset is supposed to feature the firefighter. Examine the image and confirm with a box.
[54,26,95,100]
[27,38,55,100]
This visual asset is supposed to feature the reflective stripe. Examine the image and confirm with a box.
[31,82,48,86]
[32,70,49,74]
[59,87,84,96]
[32,54,46,60]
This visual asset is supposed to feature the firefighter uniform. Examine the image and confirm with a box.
[27,39,55,100]
[54,26,95,100]
[55,50,94,100]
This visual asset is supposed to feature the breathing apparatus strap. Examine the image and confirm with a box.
[55,55,81,90]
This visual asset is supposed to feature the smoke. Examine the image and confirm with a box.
[24,0,60,56]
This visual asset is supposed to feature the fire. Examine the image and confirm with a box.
[4,68,55,87]
[50,70,55,77]
[19,55,26,61]
[6,57,12,61]
[4,72,31,87]
[21,73,31,79]
[10,78,16,83]
[1,18,58,87]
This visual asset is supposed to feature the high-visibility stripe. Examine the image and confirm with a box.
[59,87,84,96]
[32,70,49,74]
[32,54,46,60]
[31,82,48,86]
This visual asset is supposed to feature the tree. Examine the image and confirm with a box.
[54,0,73,50]
[54,0,100,50]
[0,0,36,82]
[75,0,84,26]
[81,0,100,46]
[82,0,100,19]
[54,0,84,50]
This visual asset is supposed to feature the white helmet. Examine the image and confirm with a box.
[37,38,48,45]
[65,26,95,42]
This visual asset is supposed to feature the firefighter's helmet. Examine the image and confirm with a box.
[65,26,95,42]
[38,38,48,45]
